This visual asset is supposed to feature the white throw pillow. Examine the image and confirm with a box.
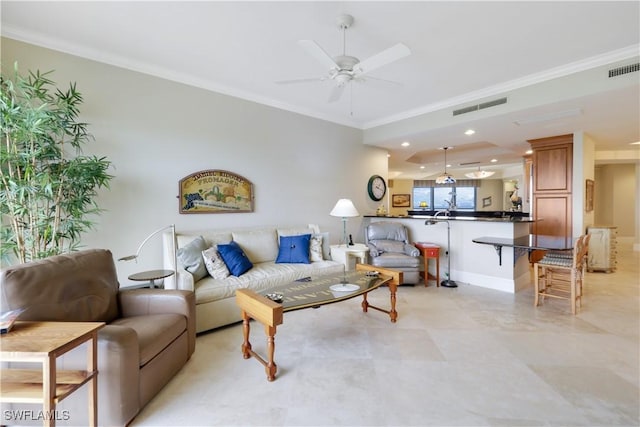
[309,234,324,262]
[202,246,230,280]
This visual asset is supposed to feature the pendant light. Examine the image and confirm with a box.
[435,147,456,184]
[465,167,495,179]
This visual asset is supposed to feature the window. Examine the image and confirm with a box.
[454,187,475,209]
[412,187,432,209]
[412,181,477,210]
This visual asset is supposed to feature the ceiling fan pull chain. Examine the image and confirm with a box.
[350,84,354,116]
[342,26,346,56]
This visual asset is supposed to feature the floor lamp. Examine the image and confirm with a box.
[425,215,457,288]
[118,224,177,277]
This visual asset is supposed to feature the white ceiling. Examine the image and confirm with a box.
[2,1,639,179]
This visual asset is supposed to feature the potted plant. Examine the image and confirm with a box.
[1,65,113,264]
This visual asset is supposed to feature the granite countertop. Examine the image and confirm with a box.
[364,213,535,223]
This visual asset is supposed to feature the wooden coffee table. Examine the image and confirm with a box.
[235,264,401,381]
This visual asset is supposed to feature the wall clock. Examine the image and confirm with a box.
[367,175,387,201]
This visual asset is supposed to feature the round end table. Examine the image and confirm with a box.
[128,269,174,289]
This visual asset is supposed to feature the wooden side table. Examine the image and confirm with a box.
[414,242,440,287]
[0,321,105,427]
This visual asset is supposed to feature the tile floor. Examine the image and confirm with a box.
[132,239,639,427]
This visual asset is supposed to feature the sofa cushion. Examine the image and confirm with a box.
[309,234,324,261]
[111,313,186,366]
[218,241,253,276]
[202,246,230,280]
[278,227,329,260]
[276,234,311,264]
[372,240,406,253]
[177,236,208,281]
[0,249,120,323]
[371,252,421,269]
[193,260,345,304]
[231,228,278,263]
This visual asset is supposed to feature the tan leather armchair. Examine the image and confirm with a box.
[0,249,195,427]
[365,222,421,285]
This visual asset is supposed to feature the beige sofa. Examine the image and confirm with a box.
[162,225,344,333]
[0,249,195,427]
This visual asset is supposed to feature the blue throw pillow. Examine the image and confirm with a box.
[276,234,311,264]
[217,241,253,276]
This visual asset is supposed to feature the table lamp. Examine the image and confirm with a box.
[329,199,360,247]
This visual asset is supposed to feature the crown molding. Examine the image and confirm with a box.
[3,24,637,132]
[363,44,640,130]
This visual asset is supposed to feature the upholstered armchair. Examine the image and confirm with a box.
[0,249,195,427]
[365,222,421,284]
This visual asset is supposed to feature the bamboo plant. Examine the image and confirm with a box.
[1,65,113,264]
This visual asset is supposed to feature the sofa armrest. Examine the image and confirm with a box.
[97,324,141,425]
[403,244,420,257]
[118,289,196,356]
[165,268,195,291]
[367,243,380,257]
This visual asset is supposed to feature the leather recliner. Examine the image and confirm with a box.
[0,249,195,427]
[365,222,421,285]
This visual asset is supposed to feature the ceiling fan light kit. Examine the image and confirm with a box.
[465,169,496,179]
[277,14,411,104]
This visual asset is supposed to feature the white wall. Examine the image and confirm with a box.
[595,163,637,237]
[2,38,389,283]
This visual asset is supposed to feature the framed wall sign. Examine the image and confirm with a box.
[392,194,411,207]
[179,170,254,214]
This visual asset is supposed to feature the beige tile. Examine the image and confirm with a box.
[130,242,640,427]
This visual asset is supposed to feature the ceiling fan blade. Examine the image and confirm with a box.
[328,85,345,103]
[359,75,403,87]
[275,77,325,85]
[355,43,411,76]
[298,40,339,70]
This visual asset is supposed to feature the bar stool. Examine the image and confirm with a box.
[414,242,440,287]
[534,234,590,314]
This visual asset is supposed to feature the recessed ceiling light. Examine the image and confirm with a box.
[630,141,640,145]
[525,149,533,154]
[420,165,425,169]
[490,159,498,163]
[464,129,475,136]
[401,141,410,147]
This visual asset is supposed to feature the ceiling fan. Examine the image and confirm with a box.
[276,14,411,103]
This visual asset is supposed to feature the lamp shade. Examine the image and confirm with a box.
[436,146,456,184]
[435,173,456,184]
[465,169,495,179]
[330,199,360,217]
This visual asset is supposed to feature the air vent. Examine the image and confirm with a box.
[609,63,639,78]
[453,97,507,116]
[452,105,478,116]
[459,161,481,166]
[479,97,507,110]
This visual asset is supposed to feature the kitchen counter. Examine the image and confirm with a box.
[365,214,534,293]
[365,214,534,223]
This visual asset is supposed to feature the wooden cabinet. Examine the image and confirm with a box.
[529,134,573,239]
[587,226,617,273]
